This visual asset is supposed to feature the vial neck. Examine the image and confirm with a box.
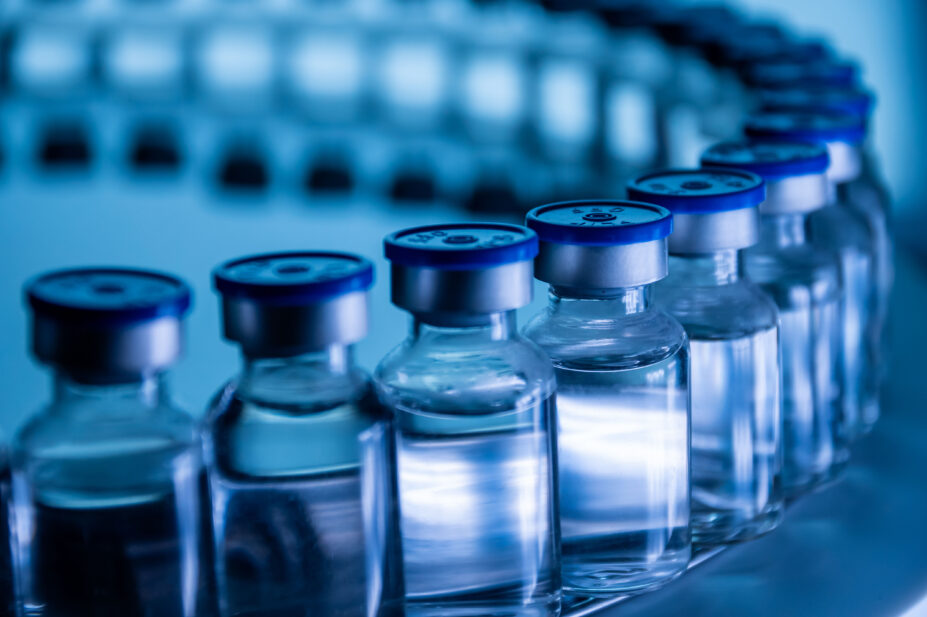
[834,180,855,204]
[411,310,517,342]
[53,372,166,409]
[549,285,652,316]
[758,213,809,249]
[239,345,355,401]
[666,250,742,286]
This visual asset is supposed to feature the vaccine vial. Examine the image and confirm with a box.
[522,201,690,595]
[13,268,212,617]
[204,252,399,617]
[629,169,782,545]
[757,88,893,405]
[375,224,560,616]
[702,140,844,495]
[745,112,881,439]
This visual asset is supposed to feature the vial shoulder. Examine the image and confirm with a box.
[655,279,779,340]
[12,401,198,466]
[524,305,687,370]
[744,245,842,309]
[205,367,375,423]
[203,378,381,479]
[374,334,554,415]
[744,243,841,286]
[809,203,876,254]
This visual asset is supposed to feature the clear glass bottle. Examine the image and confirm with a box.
[375,223,560,616]
[203,252,401,617]
[629,169,782,545]
[755,89,893,428]
[832,127,892,435]
[746,112,880,441]
[522,201,690,596]
[12,268,213,617]
[704,140,845,496]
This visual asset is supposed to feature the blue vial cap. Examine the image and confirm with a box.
[627,168,766,213]
[758,87,875,118]
[744,110,866,144]
[385,223,538,270]
[526,200,672,246]
[655,6,741,47]
[705,24,788,67]
[745,60,858,88]
[214,251,374,305]
[26,267,192,325]
[597,1,673,29]
[701,141,829,180]
[784,38,833,63]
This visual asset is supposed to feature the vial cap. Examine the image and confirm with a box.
[758,86,875,118]
[701,141,829,180]
[27,267,191,325]
[214,252,373,305]
[654,6,741,47]
[744,110,866,144]
[744,59,858,88]
[704,24,788,67]
[627,168,766,214]
[783,38,833,63]
[526,200,672,246]
[597,2,673,29]
[385,223,538,270]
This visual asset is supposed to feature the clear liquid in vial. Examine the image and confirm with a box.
[554,351,690,596]
[209,391,384,617]
[18,448,205,617]
[810,204,878,445]
[392,395,560,617]
[835,247,877,442]
[689,327,782,544]
[0,464,15,615]
[778,300,843,493]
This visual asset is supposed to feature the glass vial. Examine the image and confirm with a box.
[746,112,880,442]
[630,169,782,545]
[704,140,845,495]
[375,223,561,616]
[203,252,401,617]
[13,268,212,617]
[523,201,691,595]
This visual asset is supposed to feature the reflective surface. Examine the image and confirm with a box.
[525,288,690,596]
[744,214,844,495]
[810,202,879,443]
[11,376,211,617]
[657,252,782,545]
[838,177,893,433]
[576,252,927,617]
[375,314,560,616]
[203,350,386,617]
[0,1,922,614]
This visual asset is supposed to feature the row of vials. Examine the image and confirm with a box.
[0,2,876,209]
[0,115,891,615]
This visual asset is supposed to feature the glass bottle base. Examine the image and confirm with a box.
[860,400,880,436]
[785,461,848,501]
[562,550,690,598]
[404,592,561,617]
[692,503,784,547]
